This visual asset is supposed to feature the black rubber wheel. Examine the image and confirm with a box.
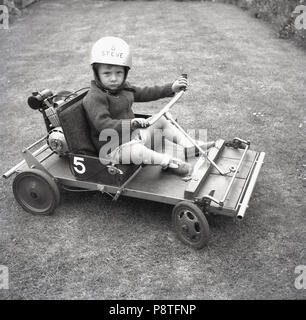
[12,169,60,215]
[172,201,210,249]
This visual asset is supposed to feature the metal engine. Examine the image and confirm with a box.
[27,89,76,130]
[47,127,69,155]
[27,89,80,155]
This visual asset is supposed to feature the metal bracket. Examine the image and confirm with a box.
[22,147,54,179]
[107,165,123,175]
[202,190,217,207]
[113,190,122,201]
[112,166,143,201]
[225,137,250,149]
[97,184,105,193]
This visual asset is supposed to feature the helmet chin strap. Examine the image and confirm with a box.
[92,64,129,95]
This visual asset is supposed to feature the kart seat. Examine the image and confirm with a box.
[57,91,97,156]
[56,91,141,185]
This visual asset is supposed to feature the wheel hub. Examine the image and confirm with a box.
[30,191,39,200]
[178,210,200,242]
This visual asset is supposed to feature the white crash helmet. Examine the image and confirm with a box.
[90,36,132,70]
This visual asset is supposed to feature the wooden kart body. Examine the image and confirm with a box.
[3,90,265,248]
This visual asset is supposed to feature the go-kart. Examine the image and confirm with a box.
[3,86,265,249]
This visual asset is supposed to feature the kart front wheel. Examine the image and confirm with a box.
[172,201,209,249]
[13,169,60,215]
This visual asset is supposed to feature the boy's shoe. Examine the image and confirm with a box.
[162,159,192,176]
[184,140,215,159]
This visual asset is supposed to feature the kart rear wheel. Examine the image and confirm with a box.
[172,201,209,249]
[13,169,60,215]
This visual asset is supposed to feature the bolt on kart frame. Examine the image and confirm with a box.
[3,87,265,249]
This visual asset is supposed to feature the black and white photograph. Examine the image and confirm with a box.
[0,0,305,305]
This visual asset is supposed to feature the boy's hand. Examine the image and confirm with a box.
[172,75,188,93]
[131,118,150,129]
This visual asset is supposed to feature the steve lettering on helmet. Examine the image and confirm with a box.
[101,50,124,58]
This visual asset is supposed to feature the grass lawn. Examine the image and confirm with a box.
[0,0,305,299]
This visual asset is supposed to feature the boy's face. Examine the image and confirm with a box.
[97,64,125,90]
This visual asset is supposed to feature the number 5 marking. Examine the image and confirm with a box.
[73,157,86,174]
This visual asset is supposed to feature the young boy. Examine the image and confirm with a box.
[83,36,204,175]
